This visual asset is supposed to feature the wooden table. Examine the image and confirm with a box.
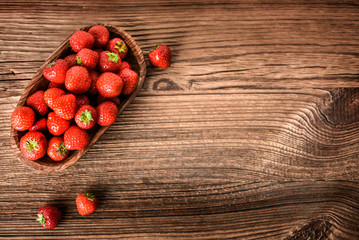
[1,1,359,239]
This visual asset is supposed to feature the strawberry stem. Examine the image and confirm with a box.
[76,56,83,66]
[25,138,38,152]
[84,192,96,201]
[36,213,46,225]
[115,41,126,53]
[78,110,93,125]
[106,52,119,63]
[56,142,68,156]
[48,61,56,68]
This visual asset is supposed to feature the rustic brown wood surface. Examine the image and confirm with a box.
[0,0,359,239]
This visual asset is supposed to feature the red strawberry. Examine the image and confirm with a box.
[98,51,122,72]
[29,118,47,132]
[96,101,118,126]
[93,48,104,56]
[148,44,171,69]
[96,72,123,98]
[119,68,138,95]
[43,59,69,84]
[70,30,94,53]
[20,131,47,160]
[106,38,128,59]
[119,61,131,71]
[11,106,35,131]
[37,206,61,230]
[88,25,110,48]
[48,82,66,91]
[64,54,78,68]
[88,70,100,95]
[44,88,66,110]
[76,48,99,70]
[47,136,69,161]
[26,90,49,116]
[75,105,98,129]
[64,126,90,150]
[76,192,98,216]
[65,66,91,94]
[47,112,70,136]
[97,95,121,107]
[75,94,90,108]
[52,94,77,120]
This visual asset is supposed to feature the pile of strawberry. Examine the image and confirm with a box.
[11,25,141,161]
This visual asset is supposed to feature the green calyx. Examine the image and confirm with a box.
[76,56,83,66]
[84,192,96,201]
[36,213,46,225]
[115,41,126,53]
[25,138,39,152]
[78,109,93,125]
[106,52,119,63]
[48,61,56,68]
[56,142,68,156]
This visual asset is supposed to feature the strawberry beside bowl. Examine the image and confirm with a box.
[10,25,146,173]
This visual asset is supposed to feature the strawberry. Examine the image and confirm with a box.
[88,25,110,48]
[44,88,66,110]
[29,118,47,132]
[47,136,69,161]
[52,94,77,120]
[119,61,131,71]
[96,101,118,126]
[47,112,70,136]
[75,105,98,129]
[65,66,91,94]
[36,206,61,230]
[96,72,123,98]
[43,59,69,84]
[119,68,138,95]
[64,54,78,68]
[75,94,90,108]
[148,44,171,69]
[26,90,49,116]
[70,30,94,53]
[20,131,47,160]
[48,82,66,91]
[11,106,35,131]
[97,95,121,107]
[88,70,100,95]
[98,51,122,72]
[76,192,98,216]
[93,48,104,56]
[64,126,90,150]
[106,38,128,59]
[76,48,99,70]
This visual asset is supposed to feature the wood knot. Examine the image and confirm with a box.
[318,88,359,126]
[153,78,183,91]
[286,219,333,240]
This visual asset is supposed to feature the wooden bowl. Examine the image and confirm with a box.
[10,25,146,173]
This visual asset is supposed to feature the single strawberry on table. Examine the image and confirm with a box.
[26,90,49,116]
[148,44,171,69]
[20,131,47,160]
[64,125,90,150]
[98,51,122,72]
[118,68,138,95]
[70,30,94,53]
[44,87,66,110]
[75,105,98,130]
[76,192,98,216]
[47,112,70,136]
[65,66,91,94]
[96,72,123,98]
[96,101,118,126]
[76,48,99,70]
[29,118,47,132]
[47,136,69,161]
[36,206,62,229]
[52,94,77,120]
[11,106,35,131]
[106,38,128,59]
[43,59,69,84]
[88,25,110,48]
[64,54,78,68]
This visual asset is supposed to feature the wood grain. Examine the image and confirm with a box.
[1,0,359,239]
